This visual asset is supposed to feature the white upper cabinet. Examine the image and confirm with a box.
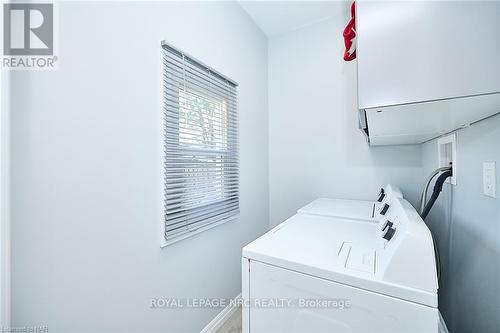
[356,1,500,145]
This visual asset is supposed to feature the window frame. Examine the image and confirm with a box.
[161,41,239,247]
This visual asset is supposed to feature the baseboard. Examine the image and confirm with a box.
[200,293,241,333]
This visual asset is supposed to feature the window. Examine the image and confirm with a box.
[162,42,239,243]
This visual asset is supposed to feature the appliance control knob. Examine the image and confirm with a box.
[379,203,390,215]
[377,188,386,202]
[382,221,393,232]
[383,227,396,241]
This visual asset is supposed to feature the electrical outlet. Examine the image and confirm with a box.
[483,162,496,198]
[437,133,457,185]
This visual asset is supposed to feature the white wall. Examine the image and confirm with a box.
[268,13,423,227]
[10,2,268,332]
[1,64,11,329]
[421,114,500,333]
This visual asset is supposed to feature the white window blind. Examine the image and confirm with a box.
[162,41,239,243]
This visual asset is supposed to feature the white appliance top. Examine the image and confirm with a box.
[298,184,403,222]
[298,198,377,221]
[243,197,437,308]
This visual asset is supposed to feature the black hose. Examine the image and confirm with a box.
[421,169,452,220]
[420,168,452,282]
[431,230,442,282]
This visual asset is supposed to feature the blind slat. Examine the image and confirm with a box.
[165,198,239,220]
[165,209,240,239]
[167,208,240,233]
[162,43,239,242]
[165,193,240,211]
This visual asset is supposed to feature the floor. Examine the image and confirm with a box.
[216,307,242,333]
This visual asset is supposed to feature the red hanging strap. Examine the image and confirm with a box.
[343,2,356,61]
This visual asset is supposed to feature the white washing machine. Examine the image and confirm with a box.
[242,188,444,332]
[298,184,402,222]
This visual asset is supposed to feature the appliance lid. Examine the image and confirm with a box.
[298,198,377,221]
[243,213,437,308]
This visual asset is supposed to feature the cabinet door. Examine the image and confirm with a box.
[357,1,500,109]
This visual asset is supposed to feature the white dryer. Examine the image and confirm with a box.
[242,192,443,332]
[298,184,402,222]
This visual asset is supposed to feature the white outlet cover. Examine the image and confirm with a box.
[437,133,457,185]
[483,161,496,198]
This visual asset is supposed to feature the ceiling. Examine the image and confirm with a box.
[238,1,348,38]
